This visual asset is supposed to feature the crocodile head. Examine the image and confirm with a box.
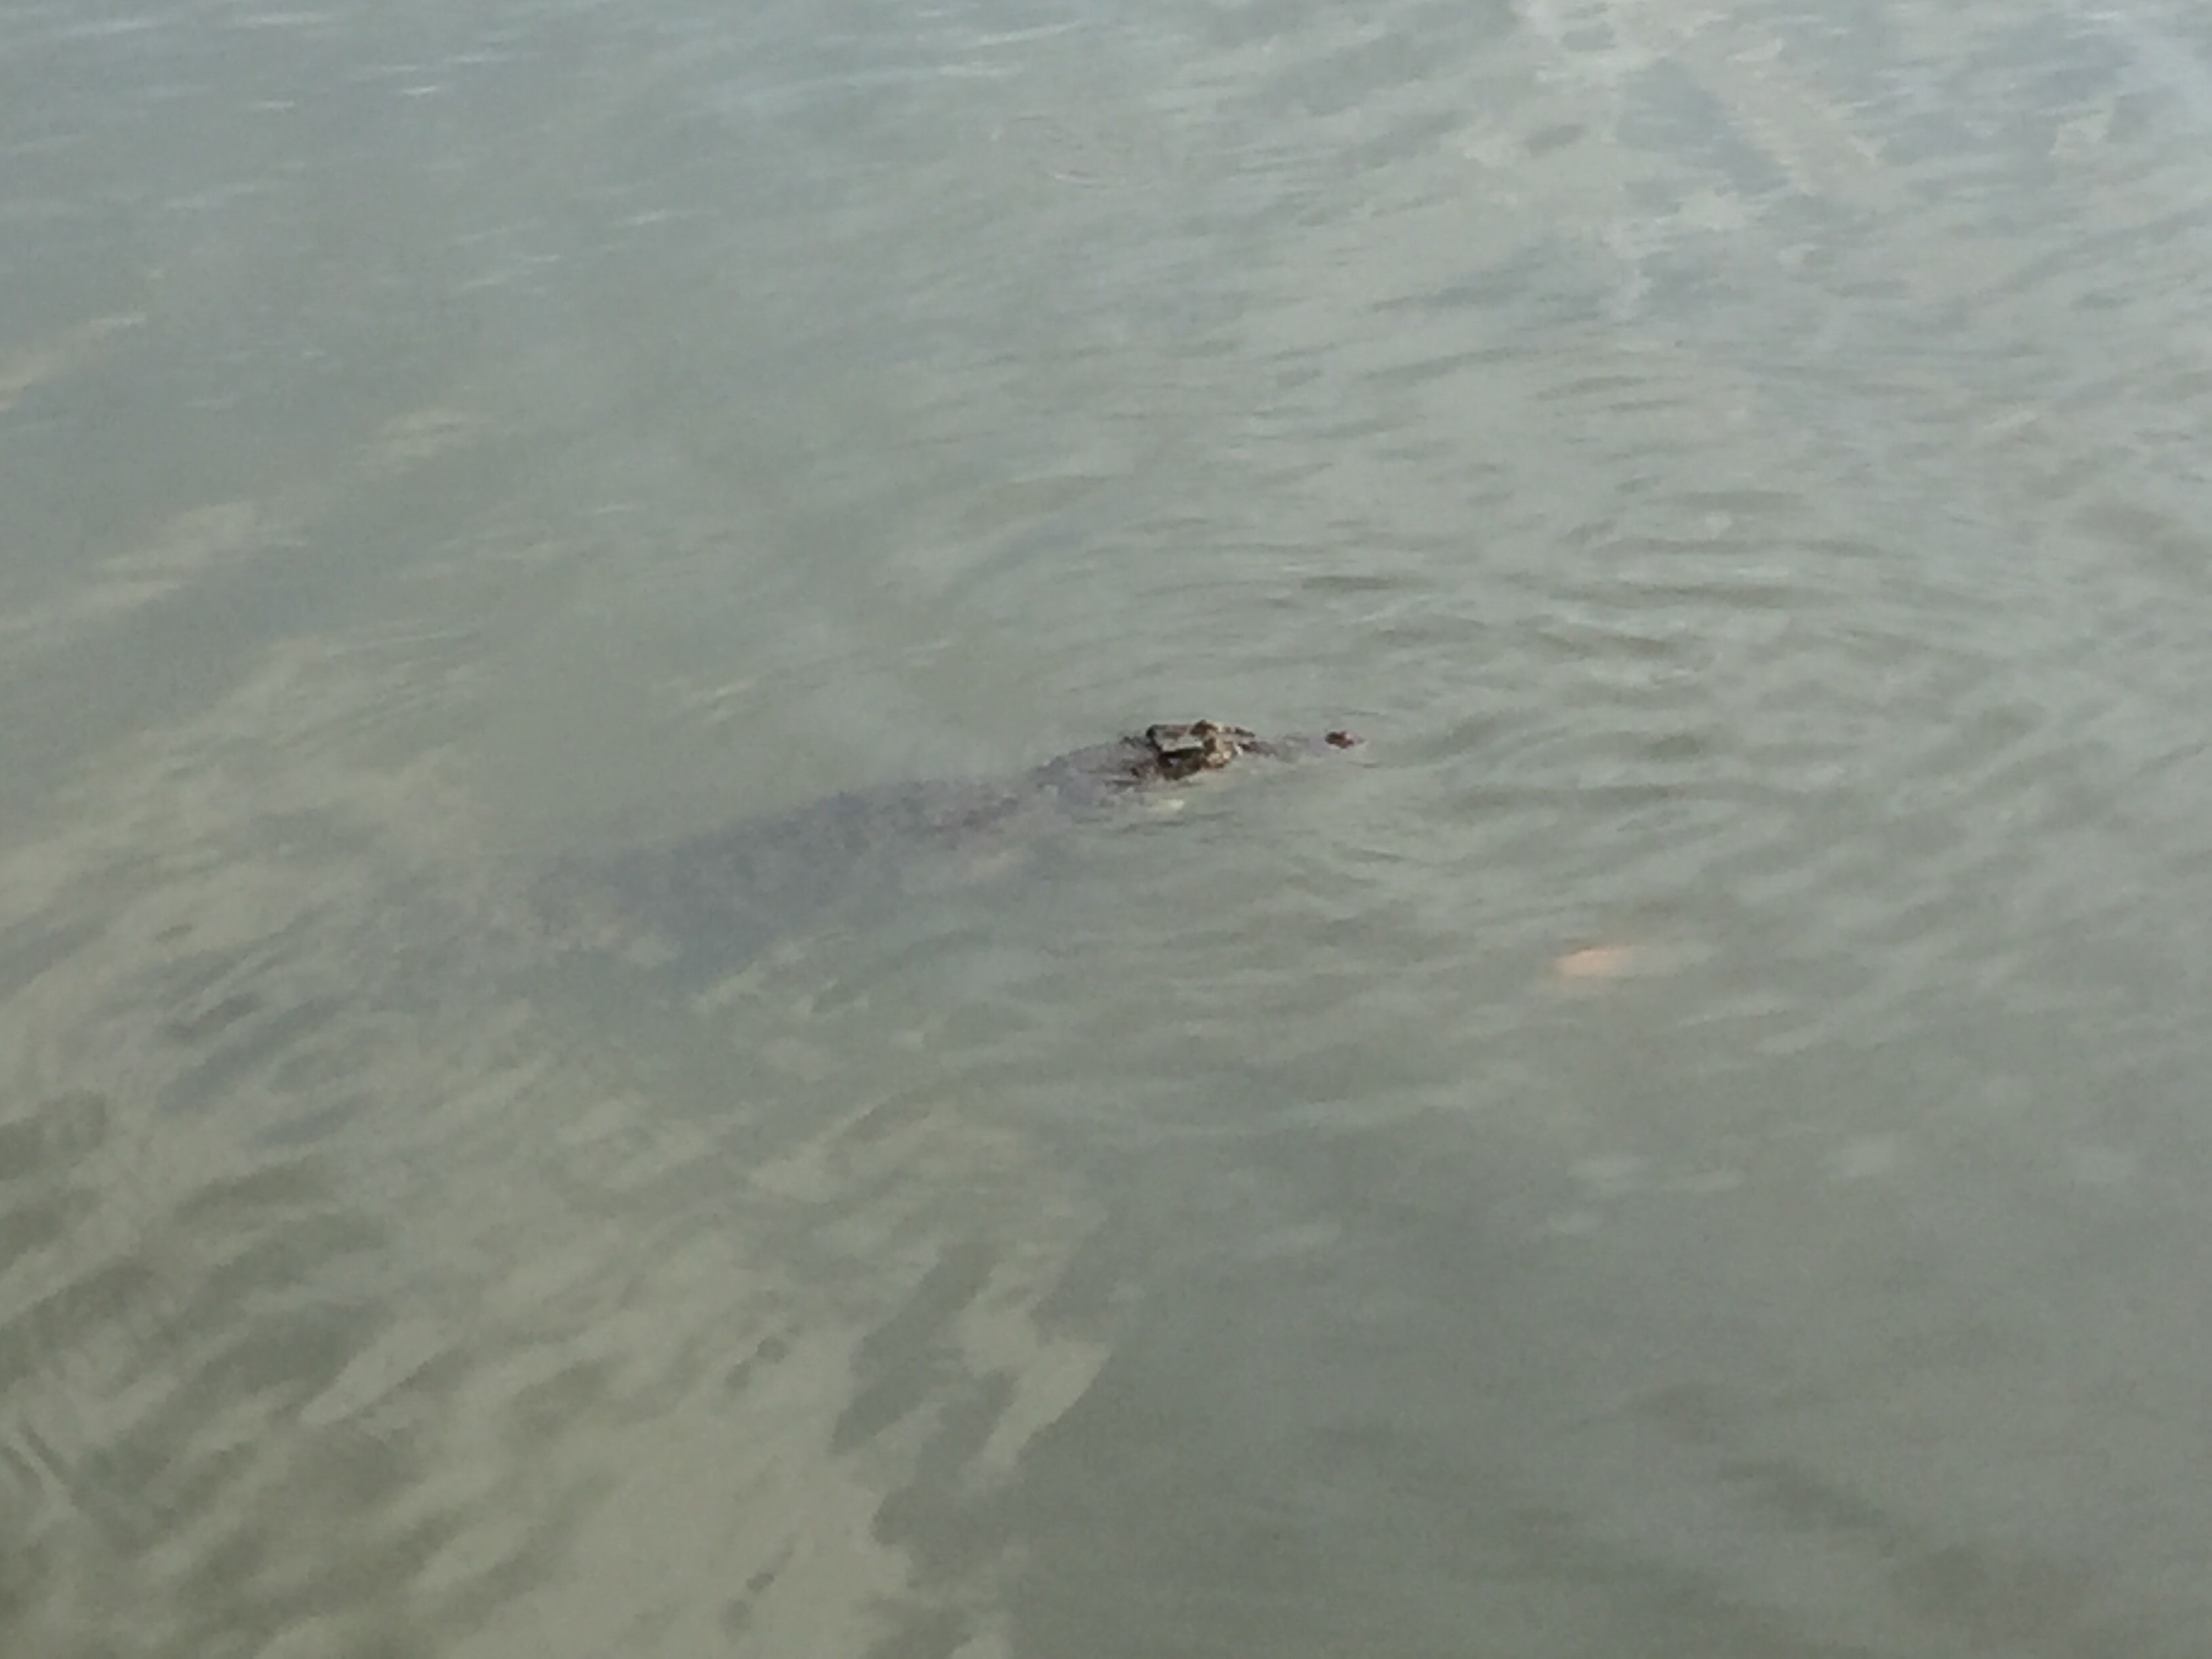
[1131,720,1361,783]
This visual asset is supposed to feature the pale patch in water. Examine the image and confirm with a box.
[1547,935,1711,987]
[1553,941,1643,981]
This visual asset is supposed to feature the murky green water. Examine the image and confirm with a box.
[6,0,2212,1652]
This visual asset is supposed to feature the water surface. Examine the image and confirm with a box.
[5,0,2212,1653]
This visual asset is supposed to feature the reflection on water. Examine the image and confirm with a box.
[5,0,2212,1652]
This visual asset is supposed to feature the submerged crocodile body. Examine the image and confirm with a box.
[543,720,1359,982]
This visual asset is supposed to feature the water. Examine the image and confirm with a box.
[5,0,2212,1652]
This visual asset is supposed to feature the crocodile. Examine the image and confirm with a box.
[539,720,1360,983]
